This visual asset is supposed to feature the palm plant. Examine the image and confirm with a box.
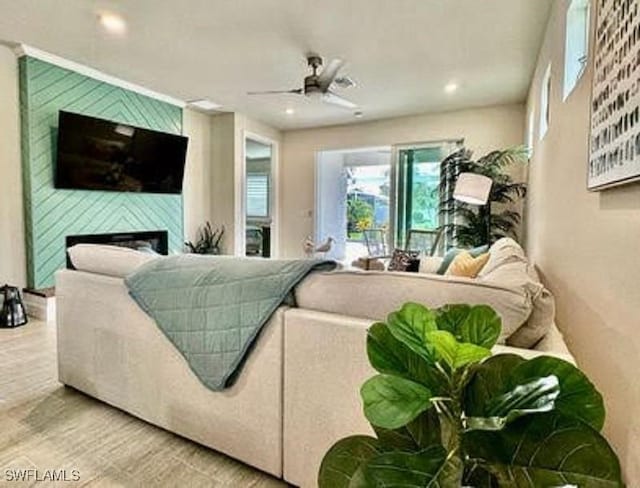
[439,147,528,247]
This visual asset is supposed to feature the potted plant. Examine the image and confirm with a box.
[185,222,225,255]
[318,303,623,487]
[439,147,528,247]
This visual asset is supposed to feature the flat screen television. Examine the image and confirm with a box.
[55,111,188,194]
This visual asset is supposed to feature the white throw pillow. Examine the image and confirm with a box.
[418,256,444,274]
[67,244,158,278]
[478,237,527,277]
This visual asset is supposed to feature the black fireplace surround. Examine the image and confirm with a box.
[65,230,169,269]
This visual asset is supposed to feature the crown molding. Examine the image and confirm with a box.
[14,44,186,108]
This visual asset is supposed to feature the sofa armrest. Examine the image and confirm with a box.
[283,309,374,488]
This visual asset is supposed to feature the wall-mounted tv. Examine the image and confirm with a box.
[55,111,188,194]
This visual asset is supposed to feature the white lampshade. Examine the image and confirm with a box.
[453,173,492,205]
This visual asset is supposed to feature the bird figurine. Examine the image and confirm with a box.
[314,237,335,255]
[303,236,335,257]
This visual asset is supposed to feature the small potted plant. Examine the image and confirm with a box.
[185,222,224,255]
[319,302,624,487]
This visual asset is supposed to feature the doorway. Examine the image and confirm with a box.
[243,134,278,258]
[316,147,392,262]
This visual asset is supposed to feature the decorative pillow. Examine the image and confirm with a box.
[388,249,420,272]
[445,251,490,278]
[419,256,444,274]
[478,238,527,277]
[437,245,489,275]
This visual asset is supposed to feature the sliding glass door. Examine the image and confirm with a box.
[393,141,461,252]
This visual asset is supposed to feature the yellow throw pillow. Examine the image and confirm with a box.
[445,251,490,278]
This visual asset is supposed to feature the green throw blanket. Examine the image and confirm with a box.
[125,255,336,390]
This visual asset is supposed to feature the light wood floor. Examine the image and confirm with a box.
[0,319,289,487]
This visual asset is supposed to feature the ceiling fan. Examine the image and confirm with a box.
[247,54,358,109]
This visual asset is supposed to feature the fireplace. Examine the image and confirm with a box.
[65,230,169,269]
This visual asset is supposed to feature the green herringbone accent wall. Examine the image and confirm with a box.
[20,56,184,288]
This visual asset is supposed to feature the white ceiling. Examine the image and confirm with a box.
[0,0,552,130]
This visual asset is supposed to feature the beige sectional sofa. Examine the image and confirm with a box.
[57,240,572,487]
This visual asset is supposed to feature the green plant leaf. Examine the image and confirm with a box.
[459,305,502,349]
[366,322,443,393]
[363,445,448,487]
[435,304,472,335]
[465,354,527,417]
[386,303,437,361]
[435,304,502,349]
[465,354,605,432]
[318,435,382,488]
[373,409,442,452]
[466,375,560,431]
[361,375,432,429]
[464,413,624,487]
[509,356,606,431]
[367,322,413,377]
[427,330,491,369]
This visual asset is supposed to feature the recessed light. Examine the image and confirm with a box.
[285,108,295,115]
[98,12,126,34]
[187,99,222,111]
[445,82,458,94]
[354,111,364,118]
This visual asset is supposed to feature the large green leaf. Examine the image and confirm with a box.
[465,354,526,417]
[318,435,382,488]
[509,356,605,431]
[361,374,432,429]
[373,409,441,452]
[459,305,502,349]
[435,304,472,335]
[466,375,560,431]
[386,303,437,361]
[464,413,624,487]
[427,330,491,370]
[435,304,502,349]
[465,354,605,431]
[363,445,450,487]
[366,322,444,394]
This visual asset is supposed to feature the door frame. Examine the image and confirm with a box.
[314,146,392,259]
[237,130,280,257]
[391,139,464,249]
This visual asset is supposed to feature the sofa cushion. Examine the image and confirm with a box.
[479,237,527,277]
[479,260,554,348]
[295,270,533,343]
[68,244,158,278]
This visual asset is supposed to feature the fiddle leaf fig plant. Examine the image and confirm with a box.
[318,303,624,487]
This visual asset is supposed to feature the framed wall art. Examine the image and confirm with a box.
[589,0,640,190]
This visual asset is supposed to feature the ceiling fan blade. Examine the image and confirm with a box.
[317,58,345,91]
[247,89,303,95]
[322,91,358,109]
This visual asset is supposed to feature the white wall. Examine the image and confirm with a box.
[183,108,214,243]
[525,1,640,482]
[0,46,26,288]
[280,103,525,257]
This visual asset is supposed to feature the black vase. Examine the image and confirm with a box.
[0,285,28,328]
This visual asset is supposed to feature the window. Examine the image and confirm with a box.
[246,173,269,217]
[539,64,552,140]
[564,0,590,99]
